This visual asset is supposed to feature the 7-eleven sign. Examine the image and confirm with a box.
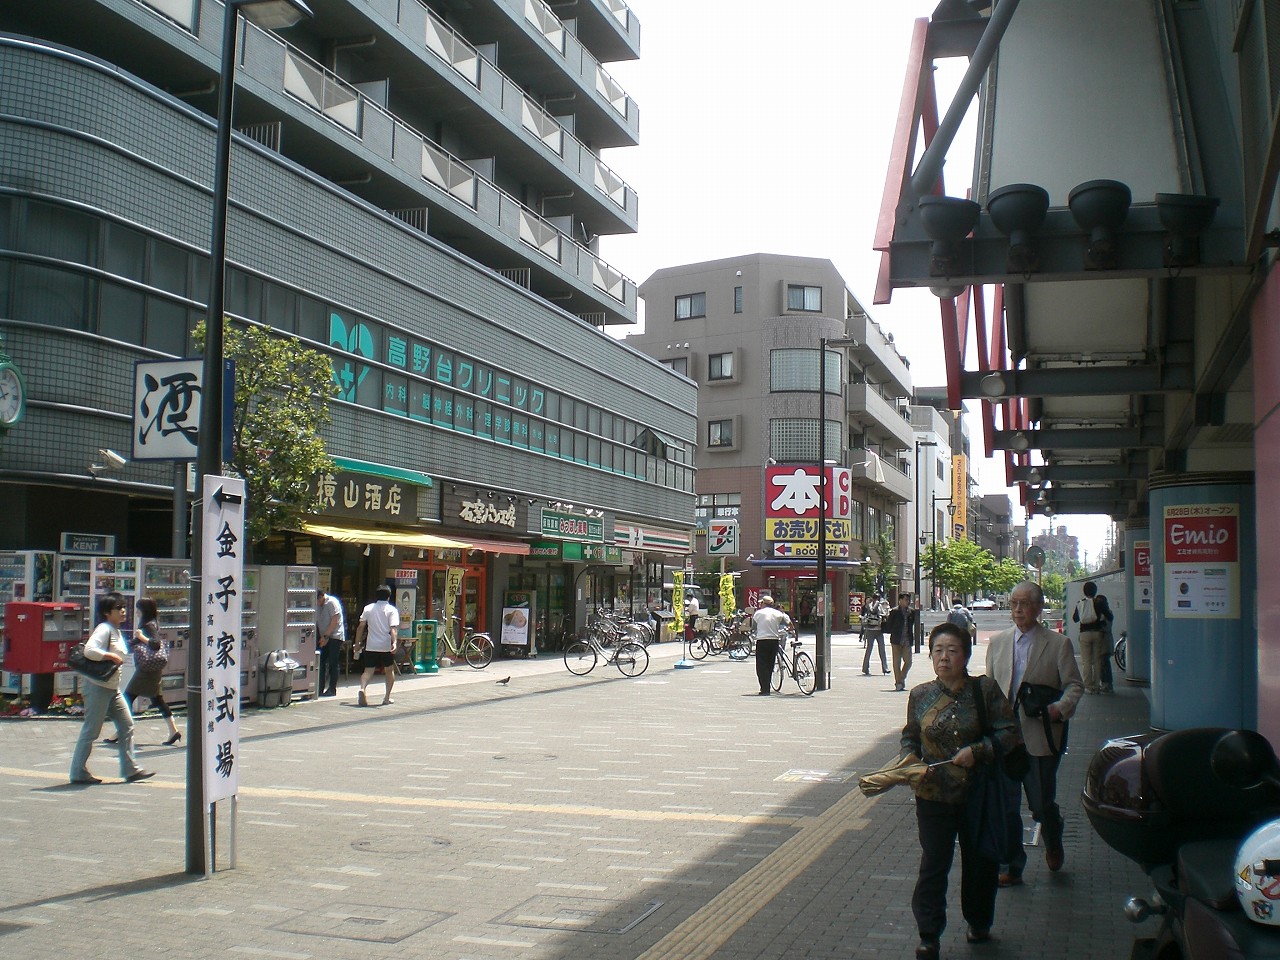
[707,519,739,557]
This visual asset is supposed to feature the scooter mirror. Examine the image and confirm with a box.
[1211,730,1280,791]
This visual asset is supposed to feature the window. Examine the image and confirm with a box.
[787,284,822,312]
[662,357,688,377]
[851,499,864,541]
[708,352,734,381]
[770,348,839,393]
[936,459,944,480]
[733,285,743,313]
[708,419,733,447]
[675,292,706,319]
[696,492,742,521]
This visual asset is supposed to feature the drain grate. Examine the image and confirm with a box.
[496,895,662,934]
[271,903,450,943]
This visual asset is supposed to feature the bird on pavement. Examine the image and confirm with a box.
[496,676,511,685]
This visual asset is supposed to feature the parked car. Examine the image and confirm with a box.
[970,597,998,610]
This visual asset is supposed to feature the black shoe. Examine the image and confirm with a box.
[915,938,940,960]
[758,690,771,696]
[967,927,991,944]
[70,775,103,785]
[126,770,156,783]
[164,732,182,746]
[883,669,891,675]
[861,670,871,676]
[102,737,118,744]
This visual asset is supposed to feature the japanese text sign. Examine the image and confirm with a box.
[201,475,244,806]
[133,358,202,461]
[765,466,852,521]
[313,470,410,522]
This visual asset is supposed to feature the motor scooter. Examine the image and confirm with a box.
[1082,727,1280,959]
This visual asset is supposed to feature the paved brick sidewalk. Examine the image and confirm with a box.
[0,630,1154,960]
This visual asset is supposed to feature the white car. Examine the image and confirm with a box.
[970,598,998,611]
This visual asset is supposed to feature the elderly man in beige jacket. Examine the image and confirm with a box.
[985,580,1084,885]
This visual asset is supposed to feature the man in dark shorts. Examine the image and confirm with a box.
[355,585,400,707]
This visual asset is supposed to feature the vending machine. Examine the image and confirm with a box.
[0,550,56,694]
[241,565,260,704]
[138,559,191,708]
[259,565,318,699]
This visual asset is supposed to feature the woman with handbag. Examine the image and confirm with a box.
[112,598,180,746]
[902,621,1020,959]
[68,592,155,785]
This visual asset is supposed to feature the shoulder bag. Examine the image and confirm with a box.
[1014,681,1067,756]
[966,677,1021,863]
[68,634,120,683]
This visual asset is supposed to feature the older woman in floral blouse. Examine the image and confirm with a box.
[902,621,1019,959]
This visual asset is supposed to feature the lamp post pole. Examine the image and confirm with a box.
[188,0,313,877]
[815,335,857,692]
[930,495,953,610]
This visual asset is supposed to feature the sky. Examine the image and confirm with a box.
[596,0,1116,567]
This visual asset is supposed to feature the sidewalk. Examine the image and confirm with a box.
[0,628,1156,960]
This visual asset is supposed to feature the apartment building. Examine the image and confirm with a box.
[627,253,914,618]
[0,0,696,635]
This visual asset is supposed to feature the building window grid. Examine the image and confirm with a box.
[708,352,734,381]
[733,285,743,313]
[770,348,841,393]
[787,284,822,312]
[708,418,733,447]
[675,291,706,319]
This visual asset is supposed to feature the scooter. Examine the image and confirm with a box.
[1082,727,1280,959]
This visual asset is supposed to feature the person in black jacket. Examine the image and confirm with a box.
[1072,581,1113,694]
[885,594,919,691]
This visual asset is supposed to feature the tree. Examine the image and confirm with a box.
[1042,572,1066,606]
[855,532,897,597]
[195,321,337,547]
[986,557,1027,597]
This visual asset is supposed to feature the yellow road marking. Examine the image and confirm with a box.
[0,766,800,826]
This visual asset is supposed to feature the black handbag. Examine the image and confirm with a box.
[966,677,1020,862]
[971,678,1030,779]
[1015,681,1067,755]
[68,643,120,682]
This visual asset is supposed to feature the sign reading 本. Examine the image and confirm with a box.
[764,465,853,555]
[1163,503,1240,618]
[201,475,244,807]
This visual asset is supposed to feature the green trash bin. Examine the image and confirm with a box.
[414,619,439,674]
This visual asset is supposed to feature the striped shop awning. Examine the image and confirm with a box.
[614,523,692,554]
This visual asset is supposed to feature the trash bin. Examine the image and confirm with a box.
[258,649,298,708]
[650,610,676,643]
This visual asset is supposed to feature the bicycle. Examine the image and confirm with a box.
[772,627,816,696]
[1113,630,1127,672]
[563,631,649,677]
[438,615,495,669]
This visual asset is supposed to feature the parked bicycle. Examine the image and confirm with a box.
[1113,629,1127,672]
[772,627,816,696]
[438,615,495,669]
[563,631,649,677]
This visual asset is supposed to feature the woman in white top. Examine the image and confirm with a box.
[68,592,154,785]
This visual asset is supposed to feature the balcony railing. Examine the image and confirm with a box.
[518,0,634,124]
[424,9,480,87]
[239,19,633,306]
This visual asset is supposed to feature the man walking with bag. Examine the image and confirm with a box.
[1072,580,1113,694]
[985,581,1084,885]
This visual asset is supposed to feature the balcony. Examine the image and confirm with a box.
[849,448,913,503]
[846,382,914,452]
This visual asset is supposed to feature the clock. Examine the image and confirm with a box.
[0,358,25,428]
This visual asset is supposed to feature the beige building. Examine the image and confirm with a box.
[627,254,914,619]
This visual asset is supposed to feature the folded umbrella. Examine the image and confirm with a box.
[858,753,936,797]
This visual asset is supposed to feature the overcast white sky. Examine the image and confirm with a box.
[597,0,1116,566]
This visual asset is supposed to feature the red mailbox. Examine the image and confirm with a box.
[3,601,83,673]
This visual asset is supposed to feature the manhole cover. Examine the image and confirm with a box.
[272,903,450,943]
[351,835,450,857]
[497,896,662,934]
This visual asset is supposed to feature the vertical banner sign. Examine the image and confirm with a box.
[951,455,968,539]
[201,475,244,807]
[672,570,685,633]
[1163,503,1239,618]
[445,566,464,629]
[1132,540,1152,610]
[719,573,736,615]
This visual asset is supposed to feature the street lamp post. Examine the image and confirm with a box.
[816,335,857,692]
[188,0,313,877]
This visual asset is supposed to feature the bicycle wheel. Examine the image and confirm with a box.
[564,641,597,676]
[792,651,816,696]
[706,627,727,655]
[1113,635,1127,672]
[772,652,786,691]
[688,635,710,660]
[465,633,495,669]
[614,641,649,677]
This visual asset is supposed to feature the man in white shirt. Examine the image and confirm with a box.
[354,585,400,707]
[316,589,345,698]
[752,595,793,696]
[985,581,1083,885]
[683,591,701,642]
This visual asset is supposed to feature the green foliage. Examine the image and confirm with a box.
[923,541,1028,601]
[855,532,897,596]
[194,321,336,546]
[988,557,1027,596]
[1042,572,1066,605]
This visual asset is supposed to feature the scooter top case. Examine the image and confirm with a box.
[1083,729,1278,871]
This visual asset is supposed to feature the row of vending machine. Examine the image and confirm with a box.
[0,550,321,706]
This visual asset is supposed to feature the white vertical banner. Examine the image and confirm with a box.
[201,475,245,807]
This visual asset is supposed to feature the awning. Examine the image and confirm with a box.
[452,536,530,556]
[749,558,864,569]
[299,522,468,550]
[331,456,432,488]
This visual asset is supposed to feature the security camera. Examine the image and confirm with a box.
[98,448,127,470]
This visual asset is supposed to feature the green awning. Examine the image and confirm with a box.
[331,456,432,488]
